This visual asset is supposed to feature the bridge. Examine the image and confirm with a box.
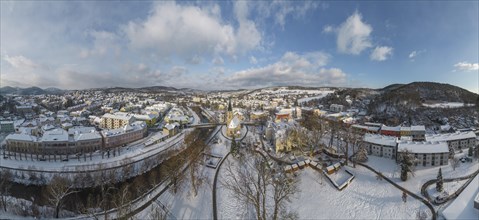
[189,121,260,128]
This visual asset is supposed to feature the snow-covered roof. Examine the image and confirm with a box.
[364,134,397,146]
[381,125,400,132]
[397,141,449,154]
[74,132,102,141]
[164,123,177,130]
[41,128,69,142]
[101,121,146,137]
[426,131,476,142]
[410,125,426,131]
[5,133,37,142]
[68,126,97,135]
[353,124,381,132]
[102,113,133,121]
[228,116,241,129]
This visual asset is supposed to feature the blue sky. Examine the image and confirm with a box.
[1,1,478,92]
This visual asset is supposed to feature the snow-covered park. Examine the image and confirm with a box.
[133,125,479,220]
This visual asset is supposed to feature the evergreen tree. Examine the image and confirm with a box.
[231,137,238,157]
[436,168,443,192]
[399,151,415,181]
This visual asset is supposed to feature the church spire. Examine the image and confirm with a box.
[228,98,232,111]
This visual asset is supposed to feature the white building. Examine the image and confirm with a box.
[425,131,476,151]
[363,134,398,159]
[397,141,449,166]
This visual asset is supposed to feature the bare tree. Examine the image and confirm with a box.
[0,169,13,212]
[222,152,299,220]
[46,175,79,218]
[451,157,460,171]
[114,184,132,220]
[271,171,299,220]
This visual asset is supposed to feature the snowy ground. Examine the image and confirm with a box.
[135,125,235,219]
[441,174,479,220]
[426,179,468,199]
[298,91,335,104]
[288,168,429,219]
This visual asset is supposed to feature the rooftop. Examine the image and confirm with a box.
[41,128,69,142]
[397,141,449,154]
[426,131,476,142]
[364,134,397,146]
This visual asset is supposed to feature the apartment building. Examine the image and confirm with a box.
[101,121,147,149]
[425,131,476,151]
[100,113,135,129]
[363,134,397,159]
[397,141,449,167]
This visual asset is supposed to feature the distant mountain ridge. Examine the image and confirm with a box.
[369,82,478,117]
[0,86,66,95]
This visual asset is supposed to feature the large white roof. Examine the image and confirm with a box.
[363,134,397,147]
[41,128,69,142]
[5,133,37,142]
[102,113,133,121]
[397,141,449,154]
[381,125,401,132]
[74,132,102,141]
[426,131,476,142]
[410,125,426,131]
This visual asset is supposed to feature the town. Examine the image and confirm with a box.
[1,1,478,220]
[0,84,478,219]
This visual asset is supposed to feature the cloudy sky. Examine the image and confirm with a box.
[1,1,478,92]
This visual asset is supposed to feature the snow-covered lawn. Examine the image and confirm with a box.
[288,167,429,219]
[217,157,429,219]
[426,179,468,199]
[154,166,215,220]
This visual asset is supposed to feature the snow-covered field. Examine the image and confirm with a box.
[423,102,475,108]
[289,167,428,219]
[298,91,335,104]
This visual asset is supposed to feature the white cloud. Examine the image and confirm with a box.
[4,55,40,69]
[454,62,479,72]
[250,56,258,64]
[336,11,373,55]
[408,50,425,61]
[323,25,334,33]
[123,2,261,59]
[224,51,344,88]
[370,46,393,61]
[253,1,319,29]
[409,51,417,59]
[212,57,224,65]
[77,30,121,59]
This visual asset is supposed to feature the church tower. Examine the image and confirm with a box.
[225,98,233,124]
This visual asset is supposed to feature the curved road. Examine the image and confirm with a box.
[421,169,479,205]
[356,162,437,220]
[212,125,250,220]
